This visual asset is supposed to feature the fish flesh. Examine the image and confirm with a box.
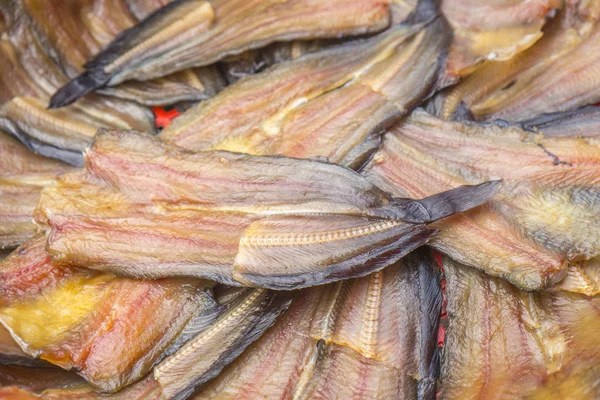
[436,1,600,121]
[50,0,394,107]
[0,1,155,165]
[193,248,442,400]
[441,0,560,81]
[0,235,218,392]
[363,109,600,290]
[441,256,600,399]
[160,14,450,169]
[35,128,499,289]
[0,131,73,248]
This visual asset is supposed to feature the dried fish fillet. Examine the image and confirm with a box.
[0,365,85,394]
[441,0,560,80]
[522,105,600,137]
[0,235,217,392]
[442,256,600,399]
[35,129,499,289]
[0,2,155,165]
[18,0,225,107]
[1,288,291,400]
[0,132,72,249]
[437,2,600,121]
[194,248,442,400]
[161,15,450,168]
[0,325,38,367]
[363,110,600,290]
[50,0,393,107]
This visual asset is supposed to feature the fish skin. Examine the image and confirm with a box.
[363,109,600,290]
[160,15,450,169]
[0,235,215,393]
[193,249,442,400]
[441,256,600,399]
[35,129,498,289]
[50,0,393,107]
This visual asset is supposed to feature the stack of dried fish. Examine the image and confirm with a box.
[1,0,600,399]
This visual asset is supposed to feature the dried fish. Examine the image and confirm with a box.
[161,14,450,169]
[363,110,600,290]
[0,131,72,248]
[521,105,600,137]
[441,0,560,81]
[437,2,600,121]
[35,129,499,289]
[0,235,217,392]
[18,0,225,107]
[0,1,155,165]
[193,248,442,400]
[50,0,394,107]
[0,365,85,394]
[441,256,600,399]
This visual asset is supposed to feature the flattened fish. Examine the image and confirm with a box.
[194,248,442,399]
[522,105,600,137]
[0,235,217,392]
[0,131,72,249]
[0,365,85,394]
[437,2,600,121]
[35,129,499,289]
[441,256,600,399]
[50,0,394,107]
[160,14,449,168]
[363,110,600,290]
[0,2,155,165]
[19,0,225,107]
[441,0,560,81]
[0,288,291,399]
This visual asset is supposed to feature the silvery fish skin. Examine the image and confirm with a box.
[20,0,226,107]
[436,1,600,121]
[160,15,450,169]
[363,109,600,291]
[34,129,499,290]
[0,2,155,166]
[193,249,442,400]
[49,0,394,107]
[0,235,218,392]
[440,0,561,82]
[442,256,600,399]
[0,131,73,249]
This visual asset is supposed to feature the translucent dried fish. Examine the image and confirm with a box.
[363,110,600,290]
[35,129,499,289]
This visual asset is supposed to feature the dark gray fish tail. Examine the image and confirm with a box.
[48,70,111,108]
[389,180,503,223]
